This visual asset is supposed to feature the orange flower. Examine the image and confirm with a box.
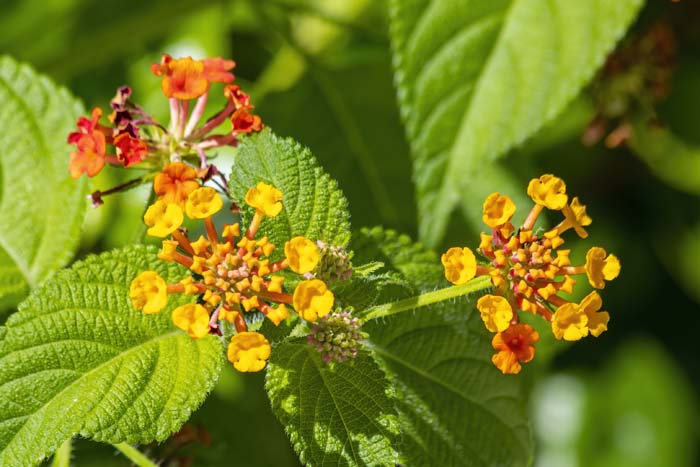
[231,108,263,134]
[202,57,235,83]
[154,162,200,207]
[67,107,108,178]
[151,54,208,100]
[491,323,539,374]
[113,133,147,167]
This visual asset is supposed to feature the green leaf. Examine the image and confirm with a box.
[0,245,223,467]
[0,56,88,310]
[389,0,643,245]
[350,226,443,290]
[229,128,351,250]
[266,341,399,467]
[366,298,533,466]
[628,122,700,194]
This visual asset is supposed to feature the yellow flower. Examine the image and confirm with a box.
[267,304,290,326]
[562,197,592,238]
[482,193,516,228]
[441,247,476,285]
[172,303,210,338]
[293,279,334,322]
[585,247,620,289]
[245,182,283,217]
[551,303,588,341]
[476,295,514,332]
[227,331,271,372]
[129,271,168,314]
[527,174,568,210]
[579,291,610,337]
[144,200,183,237]
[185,187,223,219]
[285,236,319,274]
[157,240,179,262]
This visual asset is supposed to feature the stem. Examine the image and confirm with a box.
[363,276,492,321]
[113,443,160,467]
[51,439,72,467]
[185,93,208,137]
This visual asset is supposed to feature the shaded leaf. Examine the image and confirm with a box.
[266,341,399,467]
[0,56,88,310]
[366,297,533,467]
[389,0,643,245]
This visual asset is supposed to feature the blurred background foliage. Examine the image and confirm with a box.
[1,0,697,465]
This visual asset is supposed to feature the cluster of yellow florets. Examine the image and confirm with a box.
[442,174,621,374]
[129,182,334,372]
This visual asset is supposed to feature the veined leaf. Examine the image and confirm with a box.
[351,226,443,290]
[0,56,88,310]
[389,0,643,245]
[366,298,533,467]
[266,341,399,467]
[229,129,351,251]
[354,229,532,465]
[0,245,223,467]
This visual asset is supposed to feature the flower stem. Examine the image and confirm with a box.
[363,276,492,321]
[113,443,160,467]
[51,439,72,467]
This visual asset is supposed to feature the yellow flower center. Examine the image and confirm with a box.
[185,187,223,219]
[441,247,476,285]
[129,271,168,314]
[293,279,334,322]
[285,236,319,274]
[172,303,211,338]
[585,247,621,289]
[227,331,271,372]
[476,295,514,332]
[144,200,184,237]
[482,192,516,228]
[245,182,283,218]
[527,174,568,210]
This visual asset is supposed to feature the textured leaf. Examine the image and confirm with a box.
[0,56,88,310]
[366,298,533,467]
[389,0,643,245]
[0,245,223,467]
[628,122,700,194]
[266,341,399,467]
[229,129,351,250]
[350,226,443,291]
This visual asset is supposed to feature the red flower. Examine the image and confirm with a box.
[231,108,263,134]
[114,133,148,167]
[224,84,251,110]
[67,107,109,178]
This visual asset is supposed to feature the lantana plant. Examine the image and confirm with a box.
[0,52,621,467]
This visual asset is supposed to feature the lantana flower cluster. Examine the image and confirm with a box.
[129,182,344,372]
[67,53,262,206]
[441,175,620,374]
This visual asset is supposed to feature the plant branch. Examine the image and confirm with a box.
[113,443,160,467]
[363,276,492,321]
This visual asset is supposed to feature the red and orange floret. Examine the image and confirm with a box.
[129,183,333,373]
[67,53,263,211]
[441,174,620,374]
